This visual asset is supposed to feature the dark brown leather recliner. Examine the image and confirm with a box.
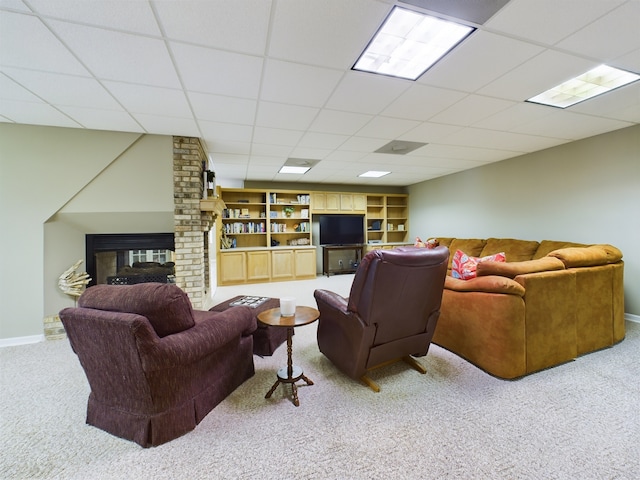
[59,283,256,447]
[314,246,449,392]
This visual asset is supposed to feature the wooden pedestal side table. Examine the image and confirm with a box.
[257,306,320,407]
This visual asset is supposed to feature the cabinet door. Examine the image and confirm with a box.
[247,250,270,281]
[219,251,246,284]
[311,192,326,211]
[271,250,295,280]
[294,249,317,278]
[325,193,340,211]
[339,194,353,211]
[352,194,366,212]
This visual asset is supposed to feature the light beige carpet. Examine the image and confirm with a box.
[1,275,639,479]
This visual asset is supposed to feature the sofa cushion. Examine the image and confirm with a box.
[444,275,525,296]
[533,240,585,259]
[477,256,565,278]
[78,283,195,337]
[548,245,623,268]
[451,250,506,280]
[480,238,539,262]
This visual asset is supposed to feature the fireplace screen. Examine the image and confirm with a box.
[86,234,175,286]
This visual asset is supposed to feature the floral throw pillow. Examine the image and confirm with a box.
[451,250,506,280]
[414,237,440,249]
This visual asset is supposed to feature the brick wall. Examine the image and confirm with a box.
[173,137,213,309]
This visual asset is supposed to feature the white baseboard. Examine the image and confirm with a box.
[625,313,640,324]
[0,334,45,348]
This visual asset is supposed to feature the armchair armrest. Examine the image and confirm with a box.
[137,307,257,370]
[314,289,349,313]
[314,289,376,379]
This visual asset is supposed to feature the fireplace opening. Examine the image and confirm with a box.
[86,233,175,287]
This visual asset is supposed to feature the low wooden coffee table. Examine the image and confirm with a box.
[257,306,320,407]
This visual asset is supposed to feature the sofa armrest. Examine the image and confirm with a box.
[444,275,525,296]
[547,244,622,267]
[477,256,565,279]
[137,307,257,370]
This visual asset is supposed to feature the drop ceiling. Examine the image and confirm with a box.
[1,0,638,187]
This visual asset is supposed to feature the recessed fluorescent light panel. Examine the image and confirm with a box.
[359,171,391,178]
[353,6,475,80]
[279,165,310,174]
[278,158,319,175]
[527,65,640,108]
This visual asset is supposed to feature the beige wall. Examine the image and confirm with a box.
[408,124,640,316]
[0,124,173,341]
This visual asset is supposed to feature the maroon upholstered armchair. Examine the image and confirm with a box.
[314,246,449,392]
[59,283,256,447]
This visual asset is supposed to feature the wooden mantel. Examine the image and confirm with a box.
[200,197,226,217]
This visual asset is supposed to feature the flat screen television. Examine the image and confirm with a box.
[319,214,364,245]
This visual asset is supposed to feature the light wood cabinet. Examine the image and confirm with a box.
[312,192,366,213]
[295,249,317,277]
[271,249,295,280]
[218,251,246,284]
[246,250,270,281]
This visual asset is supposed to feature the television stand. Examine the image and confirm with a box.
[322,244,364,277]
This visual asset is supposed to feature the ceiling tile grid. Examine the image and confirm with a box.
[0,0,638,186]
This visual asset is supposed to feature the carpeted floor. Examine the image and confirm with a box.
[1,275,639,479]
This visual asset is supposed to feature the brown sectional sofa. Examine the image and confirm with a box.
[430,237,625,379]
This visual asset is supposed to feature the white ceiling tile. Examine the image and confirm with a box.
[104,81,192,117]
[399,122,462,143]
[325,71,410,115]
[188,92,256,125]
[382,84,466,121]
[1,100,81,127]
[4,69,120,109]
[28,0,161,35]
[309,109,372,135]
[511,110,633,141]
[473,102,553,133]
[58,106,143,132]
[0,12,89,75]
[171,43,263,97]
[297,132,349,150]
[261,59,343,107]
[199,121,253,143]
[0,1,30,12]
[268,0,390,69]
[356,116,420,139]
[570,83,640,123]
[420,31,544,93]
[247,156,287,167]
[207,140,252,155]
[430,95,516,127]
[252,127,304,146]
[256,102,319,130]
[154,0,270,55]
[49,21,181,88]
[288,146,332,159]
[323,150,368,162]
[485,0,626,46]
[441,127,566,152]
[0,74,43,102]
[556,1,640,61]
[133,114,198,136]
[249,143,294,157]
[478,50,596,101]
[339,136,387,153]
